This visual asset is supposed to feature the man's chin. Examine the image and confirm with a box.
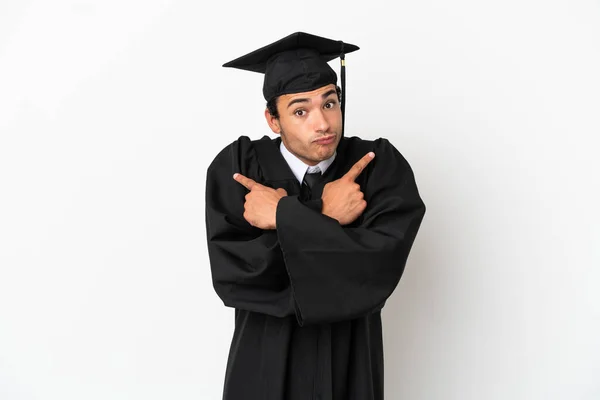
[315,147,336,161]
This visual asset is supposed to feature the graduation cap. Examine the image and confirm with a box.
[223,32,359,135]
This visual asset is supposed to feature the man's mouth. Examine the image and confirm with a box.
[314,135,336,145]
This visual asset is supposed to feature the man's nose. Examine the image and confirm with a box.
[311,109,330,133]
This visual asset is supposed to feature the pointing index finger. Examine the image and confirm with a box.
[233,173,258,190]
[343,152,375,182]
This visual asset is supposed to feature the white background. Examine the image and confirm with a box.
[1,0,599,399]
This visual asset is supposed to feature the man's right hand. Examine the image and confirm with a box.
[321,152,375,225]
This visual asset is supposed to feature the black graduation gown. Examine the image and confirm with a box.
[205,135,426,400]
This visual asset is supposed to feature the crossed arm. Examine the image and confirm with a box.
[206,140,425,325]
[232,152,375,229]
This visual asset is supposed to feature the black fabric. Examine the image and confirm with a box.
[340,49,346,137]
[205,135,426,400]
[222,32,359,102]
[301,170,322,201]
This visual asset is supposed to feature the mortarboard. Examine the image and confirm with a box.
[223,32,359,135]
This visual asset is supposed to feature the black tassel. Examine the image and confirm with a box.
[340,41,346,138]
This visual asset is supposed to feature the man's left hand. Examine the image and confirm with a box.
[233,173,287,230]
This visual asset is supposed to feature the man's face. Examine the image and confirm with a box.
[265,84,342,166]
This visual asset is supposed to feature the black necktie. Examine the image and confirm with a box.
[301,170,321,201]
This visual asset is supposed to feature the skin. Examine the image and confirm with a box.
[266,84,343,167]
[233,84,375,229]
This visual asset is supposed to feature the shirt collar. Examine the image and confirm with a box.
[279,140,336,184]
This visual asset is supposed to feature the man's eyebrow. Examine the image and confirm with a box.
[287,89,338,109]
[287,98,309,109]
[321,89,337,99]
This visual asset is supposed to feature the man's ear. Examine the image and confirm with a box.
[265,108,281,134]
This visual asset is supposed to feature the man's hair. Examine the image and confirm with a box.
[266,85,342,119]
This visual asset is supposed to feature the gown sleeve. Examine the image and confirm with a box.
[205,136,295,318]
[276,138,426,326]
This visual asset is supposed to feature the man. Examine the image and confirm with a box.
[205,32,426,400]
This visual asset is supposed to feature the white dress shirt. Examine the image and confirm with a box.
[279,141,336,184]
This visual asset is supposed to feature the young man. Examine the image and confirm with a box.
[205,32,426,400]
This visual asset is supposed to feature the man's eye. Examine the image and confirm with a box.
[325,101,336,109]
[294,110,306,117]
